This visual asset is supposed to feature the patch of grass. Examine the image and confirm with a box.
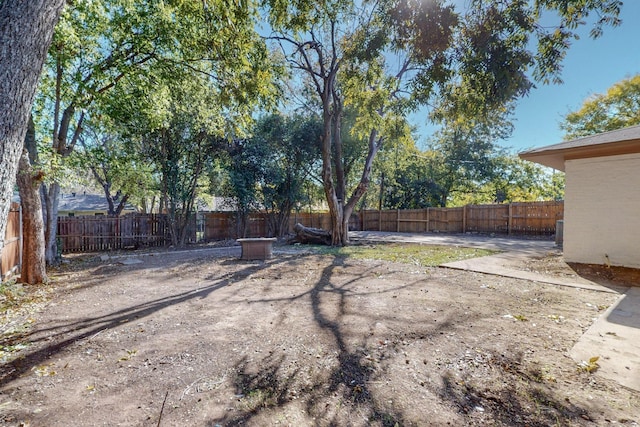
[238,389,274,412]
[310,243,496,267]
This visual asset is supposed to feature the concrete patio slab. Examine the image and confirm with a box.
[570,287,640,392]
[442,251,619,293]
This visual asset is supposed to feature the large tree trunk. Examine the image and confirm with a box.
[16,116,47,284]
[320,72,347,246]
[0,0,66,254]
[17,151,47,284]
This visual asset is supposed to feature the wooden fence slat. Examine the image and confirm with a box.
[1,203,21,279]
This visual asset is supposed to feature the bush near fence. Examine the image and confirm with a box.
[13,200,563,254]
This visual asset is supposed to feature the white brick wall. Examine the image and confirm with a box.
[564,152,640,268]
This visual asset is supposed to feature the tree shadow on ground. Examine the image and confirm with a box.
[208,253,605,426]
[47,246,242,294]
[436,350,597,426]
[210,255,411,426]
[0,252,285,388]
[1,247,611,425]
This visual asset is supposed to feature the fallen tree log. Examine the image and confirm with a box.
[288,223,332,245]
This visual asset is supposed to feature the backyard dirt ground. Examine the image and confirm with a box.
[0,243,639,426]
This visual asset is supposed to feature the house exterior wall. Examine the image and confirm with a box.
[564,152,640,268]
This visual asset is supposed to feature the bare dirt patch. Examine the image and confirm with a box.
[519,251,640,288]
[1,246,638,426]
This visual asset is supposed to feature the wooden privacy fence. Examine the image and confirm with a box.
[360,207,464,233]
[1,203,22,280]
[7,200,562,256]
[57,214,171,253]
[466,201,563,235]
[202,201,562,240]
[359,201,563,235]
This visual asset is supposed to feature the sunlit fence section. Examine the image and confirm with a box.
[358,201,563,236]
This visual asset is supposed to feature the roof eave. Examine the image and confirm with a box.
[519,139,640,171]
[518,151,566,171]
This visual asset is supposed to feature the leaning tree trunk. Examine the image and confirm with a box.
[0,0,66,254]
[15,115,47,284]
[16,150,47,284]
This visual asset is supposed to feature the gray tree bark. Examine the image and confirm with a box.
[0,0,66,255]
[43,183,61,264]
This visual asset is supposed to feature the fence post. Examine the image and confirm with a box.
[462,205,467,234]
[508,203,513,235]
[396,209,400,232]
[378,209,382,232]
[18,204,23,274]
[426,208,430,232]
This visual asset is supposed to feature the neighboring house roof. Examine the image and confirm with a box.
[58,193,136,214]
[519,124,640,171]
[207,196,237,212]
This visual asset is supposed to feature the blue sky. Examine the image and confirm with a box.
[412,1,640,153]
[506,1,640,152]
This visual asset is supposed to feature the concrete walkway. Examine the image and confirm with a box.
[349,231,640,392]
[350,230,557,254]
